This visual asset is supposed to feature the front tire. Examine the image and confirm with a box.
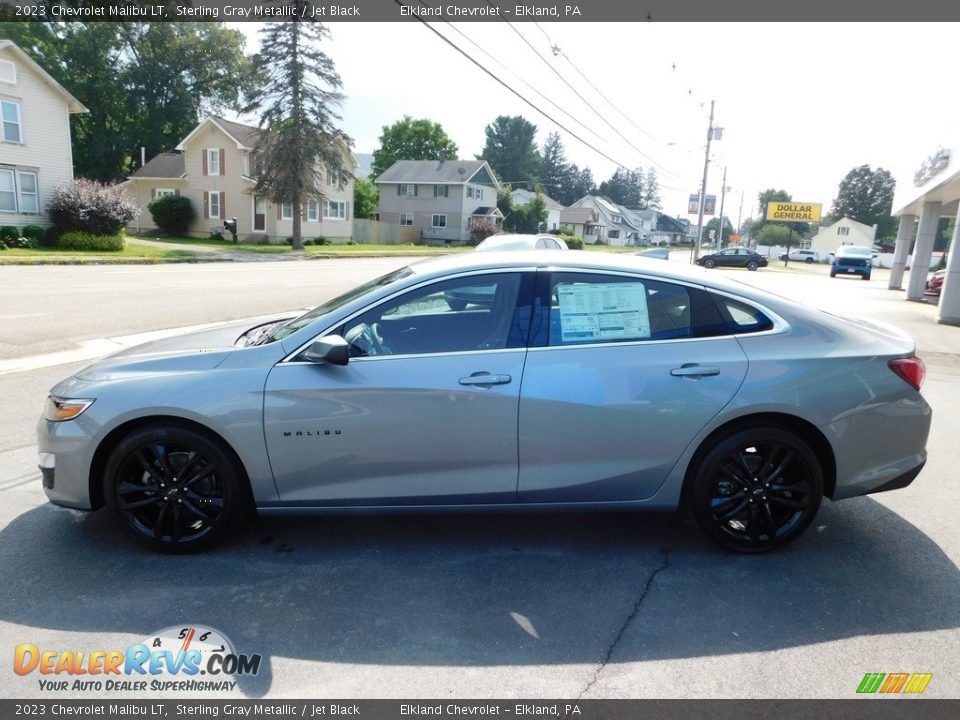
[703,258,716,268]
[747,261,759,271]
[689,426,823,553]
[103,425,249,553]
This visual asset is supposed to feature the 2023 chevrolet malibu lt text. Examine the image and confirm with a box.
[38,252,931,553]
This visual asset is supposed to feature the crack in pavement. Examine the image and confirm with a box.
[577,544,676,699]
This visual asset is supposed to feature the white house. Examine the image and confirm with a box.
[0,40,87,229]
[809,217,877,255]
[510,188,564,231]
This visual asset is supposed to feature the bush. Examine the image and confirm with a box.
[4,235,38,249]
[313,236,328,246]
[563,236,583,250]
[41,226,59,248]
[147,195,195,235]
[21,225,45,243]
[0,226,18,247]
[47,179,137,235]
[469,220,498,246]
[208,228,223,241]
[593,238,606,245]
[57,230,125,252]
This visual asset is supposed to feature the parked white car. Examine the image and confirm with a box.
[778,249,822,264]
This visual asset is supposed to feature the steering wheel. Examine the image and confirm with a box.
[344,322,388,356]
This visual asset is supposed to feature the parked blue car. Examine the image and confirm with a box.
[831,246,873,280]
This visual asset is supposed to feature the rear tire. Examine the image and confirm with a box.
[830,271,837,278]
[805,257,814,264]
[689,426,823,553]
[703,258,716,268]
[103,425,250,553]
[747,261,759,271]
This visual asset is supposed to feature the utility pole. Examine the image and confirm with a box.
[693,100,715,263]
[717,166,728,248]
[736,191,744,244]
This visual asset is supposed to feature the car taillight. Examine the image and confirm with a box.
[888,356,925,391]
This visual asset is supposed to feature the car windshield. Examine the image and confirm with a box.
[837,246,873,257]
[476,238,534,251]
[251,266,414,345]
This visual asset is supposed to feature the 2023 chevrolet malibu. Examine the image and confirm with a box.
[37,252,931,553]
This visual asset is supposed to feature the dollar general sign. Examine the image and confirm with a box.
[765,202,822,222]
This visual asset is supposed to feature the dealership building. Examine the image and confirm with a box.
[889,147,960,324]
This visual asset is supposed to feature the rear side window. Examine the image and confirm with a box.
[711,295,774,334]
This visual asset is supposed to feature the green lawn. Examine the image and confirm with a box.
[142,236,472,256]
[0,244,198,263]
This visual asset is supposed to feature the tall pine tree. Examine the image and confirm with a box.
[246,10,352,249]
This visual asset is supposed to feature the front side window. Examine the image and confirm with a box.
[17,171,38,213]
[0,168,16,211]
[1,100,21,143]
[340,273,525,358]
[432,214,446,228]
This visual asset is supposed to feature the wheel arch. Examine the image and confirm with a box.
[681,412,837,505]
[88,415,253,511]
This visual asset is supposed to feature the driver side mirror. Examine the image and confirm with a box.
[302,335,349,366]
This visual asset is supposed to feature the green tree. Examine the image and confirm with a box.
[371,116,459,179]
[539,132,572,201]
[829,164,897,240]
[504,193,548,233]
[752,188,808,236]
[599,168,641,207]
[1,21,253,181]
[245,11,352,249]
[353,177,379,220]
[561,165,596,205]
[704,217,735,246]
[479,115,541,186]
[642,170,662,210]
[754,223,796,248]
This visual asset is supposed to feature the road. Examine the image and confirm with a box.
[1,257,958,700]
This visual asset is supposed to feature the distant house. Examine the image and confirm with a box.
[648,213,688,245]
[375,159,503,244]
[559,207,599,239]
[0,40,87,229]
[569,196,645,246]
[126,116,356,243]
[809,217,878,255]
[510,188,564,231]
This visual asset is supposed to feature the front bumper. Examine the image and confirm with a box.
[36,415,96,510]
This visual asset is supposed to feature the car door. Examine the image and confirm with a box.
[518,271,749,502]
[263,271,534,506]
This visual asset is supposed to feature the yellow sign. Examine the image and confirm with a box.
[765,202,822,222]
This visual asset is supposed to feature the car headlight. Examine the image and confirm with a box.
[44,396,95,422]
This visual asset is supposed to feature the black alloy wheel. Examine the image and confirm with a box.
[104,426,248,552]
[747,260,759,271]
[703,258,716,268]
[690,426,823,553]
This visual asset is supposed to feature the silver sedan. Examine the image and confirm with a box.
[38,252,931,553]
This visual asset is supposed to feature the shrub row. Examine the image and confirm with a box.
[0,224,44,249]
[57,230,125,252]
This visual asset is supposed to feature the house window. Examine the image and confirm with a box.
[467,187,474,199]
[155,188,176,198]
[400,184,417,196]
[838,227,849,236]
[324,200,346,219]
[400,213,414,226]
[307,200,319,222]
[0,169,16,212]
[0,60,15,85]
[477,188,483,200]
[17,171,38,213]
[608,229,620,239]
[432,214,447,228]
[1,100,22,144]
[281,203,293,220]
[209,191,221,219]
[433,185,448,198]
[207,149,220,176]
[327,169,340,187]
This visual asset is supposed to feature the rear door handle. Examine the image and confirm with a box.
[459,373,512,386]
[670,364,720,378]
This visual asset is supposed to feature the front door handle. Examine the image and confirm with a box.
[459,373,512,386]
[670,364,720,378]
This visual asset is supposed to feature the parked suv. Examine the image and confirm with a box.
[779,249,821,263]
[831,246,873,280]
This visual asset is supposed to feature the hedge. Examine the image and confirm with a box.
[57,230,125,252]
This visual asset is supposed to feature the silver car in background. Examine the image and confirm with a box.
[38,252,931,553]
[474,233,568,251]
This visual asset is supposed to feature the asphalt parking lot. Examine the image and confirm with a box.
[0,257,958,700]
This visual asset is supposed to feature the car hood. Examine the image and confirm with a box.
[74,321,253,381]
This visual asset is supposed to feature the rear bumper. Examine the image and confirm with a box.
[863,461,925,496]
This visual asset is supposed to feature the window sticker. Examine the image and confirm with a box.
[557,282,650,342]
